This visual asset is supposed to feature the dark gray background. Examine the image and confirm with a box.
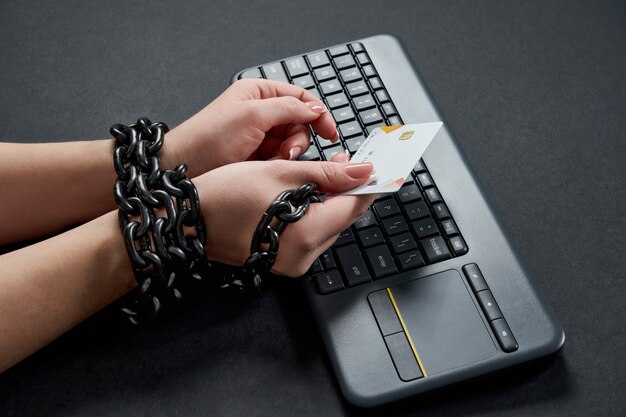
[1,0,624,416]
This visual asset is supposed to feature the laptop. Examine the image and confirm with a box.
[232,34,565,407]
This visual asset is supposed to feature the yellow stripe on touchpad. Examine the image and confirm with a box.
[386,287,428,377]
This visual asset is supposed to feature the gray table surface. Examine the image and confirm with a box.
[1,0,624,416]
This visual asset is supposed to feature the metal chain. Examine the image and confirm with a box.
[112,118,321,321]
[112,118,210,325]
[239,183,321,292]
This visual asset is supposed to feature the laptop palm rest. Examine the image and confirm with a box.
[382,270,497,376]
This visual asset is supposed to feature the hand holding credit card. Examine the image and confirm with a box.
[341,122,443,195]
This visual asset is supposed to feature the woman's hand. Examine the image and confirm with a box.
[164,79,338,177]
[194,157,375,277]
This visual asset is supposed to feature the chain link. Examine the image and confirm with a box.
[240,183,320,292]
[112,118,210,325]
[112,118,321,322]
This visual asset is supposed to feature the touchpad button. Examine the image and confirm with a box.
[389,269,496,375]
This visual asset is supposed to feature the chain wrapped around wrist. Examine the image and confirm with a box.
[112,118,321,321]
[239,183,321,291]
[112,118,211,325]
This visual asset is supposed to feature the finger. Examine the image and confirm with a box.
[305,194,375,243]
[238,78,322,102]
[330,150,350,163]
[278,125,312,160]
[248,96,328,133]
[274,194,374,277]
[282,160,374,193]
[310,112,339,141]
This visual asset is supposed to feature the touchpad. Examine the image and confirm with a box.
[387,269,496,375]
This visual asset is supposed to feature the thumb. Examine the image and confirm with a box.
[289,161,374,193]
[249,96,327,131]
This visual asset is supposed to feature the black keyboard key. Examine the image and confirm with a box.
[357,227,384,247]
[420,235,452,263]
[262,62,288,83]
[398,250,426,270]
[332,107,356,123]
[339,121,363,138]
[388,115,402,125]
[382,216,408,236]
[476,290,503,321]
[353,209,376,230]
[449,236,468,255]
[364,122,387,135]
[424,188,442,204]
[433,203,451,220]
[323,145,344,161]
[308,87,321,99]
[417,172,434,188]
[491,318,519,352]
[381,102,397,116]
[462,263,489,293]
[340,68,362,83]
[365,245,398,279]
[374,199,401,218]
[320,248,337,270]
[398,184,421,204]
[314,270,344,294]
[309,257,323,274]
[314,66,336,82]
[413,160,426,173]
[441,219,459,237]
[369,77,383,90]
[356,52,370,65]
[346,80,369,97]
[353,93,376,110]
[345,135,366,153]
[319,79,342,96]
[335,244,371,286]
[285,57,309,77]
[376,89,390,103]
[412,217,439,238]
[335,228,355,246]
[292,74,315,89]
[405,201,430,221]
[351,42,364,53]
[359,108,384,125]
[307,51,330,68]
[333,54,356,69]
[298,146,320,161]
[239,68,263,79]
[390,233,417,254]
[329,45,349,57]
[316,135,337,149]
[362,65,376,78]
[326,92,349,109]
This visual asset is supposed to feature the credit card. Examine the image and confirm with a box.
[341,122,443,195]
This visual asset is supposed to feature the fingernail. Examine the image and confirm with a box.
[305,101,327,114]
[289,146,302,160]
[332,131,340,142]
[344,162,373,179]
[344,149,350,158]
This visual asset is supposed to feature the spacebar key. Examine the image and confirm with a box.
[335,244,371,286]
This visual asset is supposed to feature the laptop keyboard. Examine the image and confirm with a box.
[239,42,468,294]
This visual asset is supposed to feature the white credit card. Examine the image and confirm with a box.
[342,122,443,195]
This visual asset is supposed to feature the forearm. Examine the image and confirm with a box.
[0,136,183,244]
[0,210,136,372]
[0,140,117,244]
